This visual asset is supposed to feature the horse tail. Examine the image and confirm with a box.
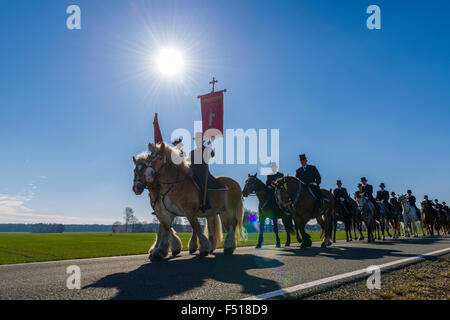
[205,214,223,245]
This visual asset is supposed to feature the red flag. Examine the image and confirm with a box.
[198,90,225,140]
[153,113,162,144]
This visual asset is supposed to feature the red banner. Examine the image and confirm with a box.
[153,113,163,144]
[198,90,225,140]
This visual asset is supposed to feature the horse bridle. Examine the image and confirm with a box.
[144,152,189,215]
[276,179,303,211]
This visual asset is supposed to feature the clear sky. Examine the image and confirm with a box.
[0,0,449,224]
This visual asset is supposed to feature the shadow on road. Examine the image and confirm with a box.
[85,253,284,300]
[276,236,448,260]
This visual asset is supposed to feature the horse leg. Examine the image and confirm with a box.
[188,230,198,254]
[419,215,425,236]
[347,221,352,241]
[256,216,264,249]
[281,216,291,247]
[149,216,171,261]
[298,221,311,249]
[403,215,410,237]
[412,218,419,237]
[293,219,302,244]
[333,218,337,243]
[168,228,182,256]
[187,215,211,256]
[386,219,392,238]
[149,224,164,258]
[206,215,220,253]
[273,217,281,248]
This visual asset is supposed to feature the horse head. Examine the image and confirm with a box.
[242,173,259,197]
[273,177,296,210]
[132,152,153,195]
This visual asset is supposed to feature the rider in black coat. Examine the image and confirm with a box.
[360,177,380,216]
[390,192,402,214]
[296,154,323,212]
[333,180,352,216]
[376,183,391,214]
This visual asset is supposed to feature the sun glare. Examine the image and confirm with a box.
[155,48,185,77]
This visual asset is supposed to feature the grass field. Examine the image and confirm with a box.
[0,231,348,265]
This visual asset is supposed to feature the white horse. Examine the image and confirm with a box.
[398,194,425,237]
[355,194,376,242]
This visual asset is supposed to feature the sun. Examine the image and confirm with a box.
[155,48,185,77]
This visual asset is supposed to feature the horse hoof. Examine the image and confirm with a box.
[285,243,290,247]
[275,243,281,248]
[199,251,209,257]
[224,248,234,255]
[255,244,262,249]
[171,250,180,257]
[149,253,163,262]
[189,249,197,254]
[321,242,327,248]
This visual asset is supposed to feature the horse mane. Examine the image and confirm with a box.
[135,151,150,162]
[155,142,192,176]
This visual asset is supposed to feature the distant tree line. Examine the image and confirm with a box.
[31,223,64,233]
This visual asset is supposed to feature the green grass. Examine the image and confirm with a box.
[0,231,348,265]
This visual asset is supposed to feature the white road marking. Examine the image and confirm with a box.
[242,247,450,300]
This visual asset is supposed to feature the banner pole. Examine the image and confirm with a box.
[202,138,210,209]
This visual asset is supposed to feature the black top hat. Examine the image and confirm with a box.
[443,202,446,205]
[172,137,183,146]
[407,189,412,193]
[336,180,342,185]
[435,199,439,202]
[379,183,385,188]
[299,154,307,161]
[360,177,367,182]
[391,191,396,195]
[424,195,428,198]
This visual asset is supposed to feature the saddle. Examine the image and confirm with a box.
[192,170,228,191]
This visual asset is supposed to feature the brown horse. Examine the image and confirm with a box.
[133,142,245,261]
[273,176,334,248]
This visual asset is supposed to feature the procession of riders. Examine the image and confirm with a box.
[133,136,449,260]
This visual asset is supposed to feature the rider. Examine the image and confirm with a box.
[190,132,219,212]
[390,192,402,214]
[406,190,420,217]
[333,180,352,216]
[433,199,443,216]
[266,162,284,206]
[421,195,434,209]
[266,162,284,187]
[376,183,391,214]
[296,154,323,213]
[360,177,380,216]
[442,201,449,218]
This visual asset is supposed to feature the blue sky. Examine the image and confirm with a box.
[0,0,449,224]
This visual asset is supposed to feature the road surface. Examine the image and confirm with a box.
[0,236,449,300]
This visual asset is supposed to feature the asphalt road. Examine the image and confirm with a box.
[0,236,449,300]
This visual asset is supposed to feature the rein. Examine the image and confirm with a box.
[141,154,188,216]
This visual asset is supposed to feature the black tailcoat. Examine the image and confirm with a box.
[295,165,321,185]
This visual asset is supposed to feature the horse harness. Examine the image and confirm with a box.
[144,153,189,216]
